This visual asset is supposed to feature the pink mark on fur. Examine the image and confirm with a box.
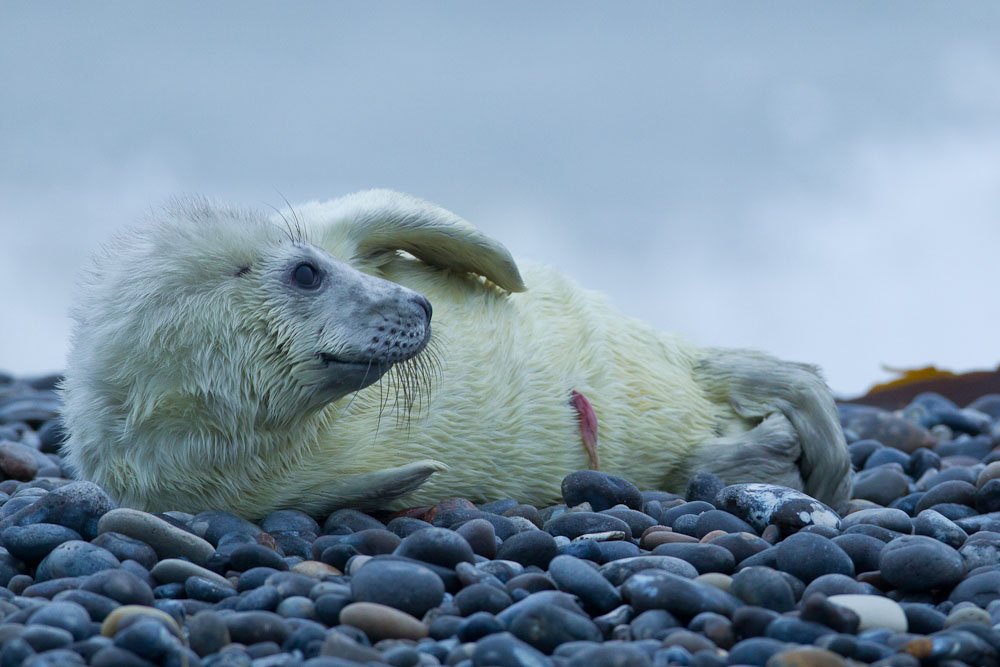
[570,390,599,470]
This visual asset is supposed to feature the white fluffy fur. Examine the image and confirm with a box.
[61,190,853,519]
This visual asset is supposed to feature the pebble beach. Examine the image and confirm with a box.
[2,371,1000,666]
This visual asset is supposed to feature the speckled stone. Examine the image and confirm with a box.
[34,540,120,581]
[714,484,841,535]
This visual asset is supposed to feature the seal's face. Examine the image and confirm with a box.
[255,239,433,408]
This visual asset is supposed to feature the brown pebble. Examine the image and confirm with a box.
[424,498,476,523]
[761,525,781,543]
[765,646,847,666]
[101,605,182,638]
[641,531,699,549]
[640,525,672,540]
[339,602,428,642]
[695,573,732,593]
[700,530,728,543]
[388,505,432,521]
[0,442,39,481]
[292,560,342,578]
[901,637,932,659]
[255,532,277,550]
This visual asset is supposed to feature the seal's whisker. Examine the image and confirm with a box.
[276,191,305,243]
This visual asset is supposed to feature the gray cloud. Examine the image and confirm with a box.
[2,2,999,396]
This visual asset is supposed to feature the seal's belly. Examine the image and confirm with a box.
[323,260,731,507]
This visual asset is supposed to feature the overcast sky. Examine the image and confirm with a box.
[2,3,999,397]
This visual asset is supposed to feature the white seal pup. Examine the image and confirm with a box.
[61,190,853,518]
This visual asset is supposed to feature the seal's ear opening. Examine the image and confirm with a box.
[320,190,527,293]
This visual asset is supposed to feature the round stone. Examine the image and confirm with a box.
[959,531,1000,570]
[651,542,735,575]
[775,533,855,583]
[35,540,120,581]
[350,557,444,618]
[112,617,176,661]
[224,611,291,646]
[914,480,977,514]
[260,509,319,535]
[913,509,967,549]
[0,523,83,563]
[600,555,698,585]
[840,508,913,534]
[548,555,621,615]
[235,584,281,611]
[27,600,92,641]
[802,574,869,599]
[52,589,121,622]
[561,470,642,511]
[187,610,230,657]
[0,441,40,480]
[730,566,795,612]
[602,508,658,537]
[879,535,965,591]
[495,530,559,569]
[507,599,602,653]
[472,631,553,667]
[948,570,1000,607]
[694,509,756,537]
[728,637,790,666]
[543,512,632,541]
[80,569,155,607]
[0,480,116,540]
[454,582,513,616]
[185,575,237,602]
[455,518,498,559]
[709,532,771,565]
[90,532,158,570]
[393,526,475,568]
[714,484,841,535]
[228,543,288,572]
[851,468,912,507]
[622,570,743,620]
[323,508,386,533]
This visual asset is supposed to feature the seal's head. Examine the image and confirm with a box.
[61,198,432,506]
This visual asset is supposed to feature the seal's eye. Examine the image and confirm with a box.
[292,262,321,289]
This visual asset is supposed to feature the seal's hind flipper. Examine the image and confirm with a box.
[692,348,853,509]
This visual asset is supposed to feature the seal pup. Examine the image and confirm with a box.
[61,190,853,518]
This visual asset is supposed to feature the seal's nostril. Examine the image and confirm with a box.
[413,295,432,321]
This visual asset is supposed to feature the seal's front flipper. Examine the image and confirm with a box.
[299,459,449,515]
[308,189,527,293]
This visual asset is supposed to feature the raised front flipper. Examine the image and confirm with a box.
[303,189,526,293]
